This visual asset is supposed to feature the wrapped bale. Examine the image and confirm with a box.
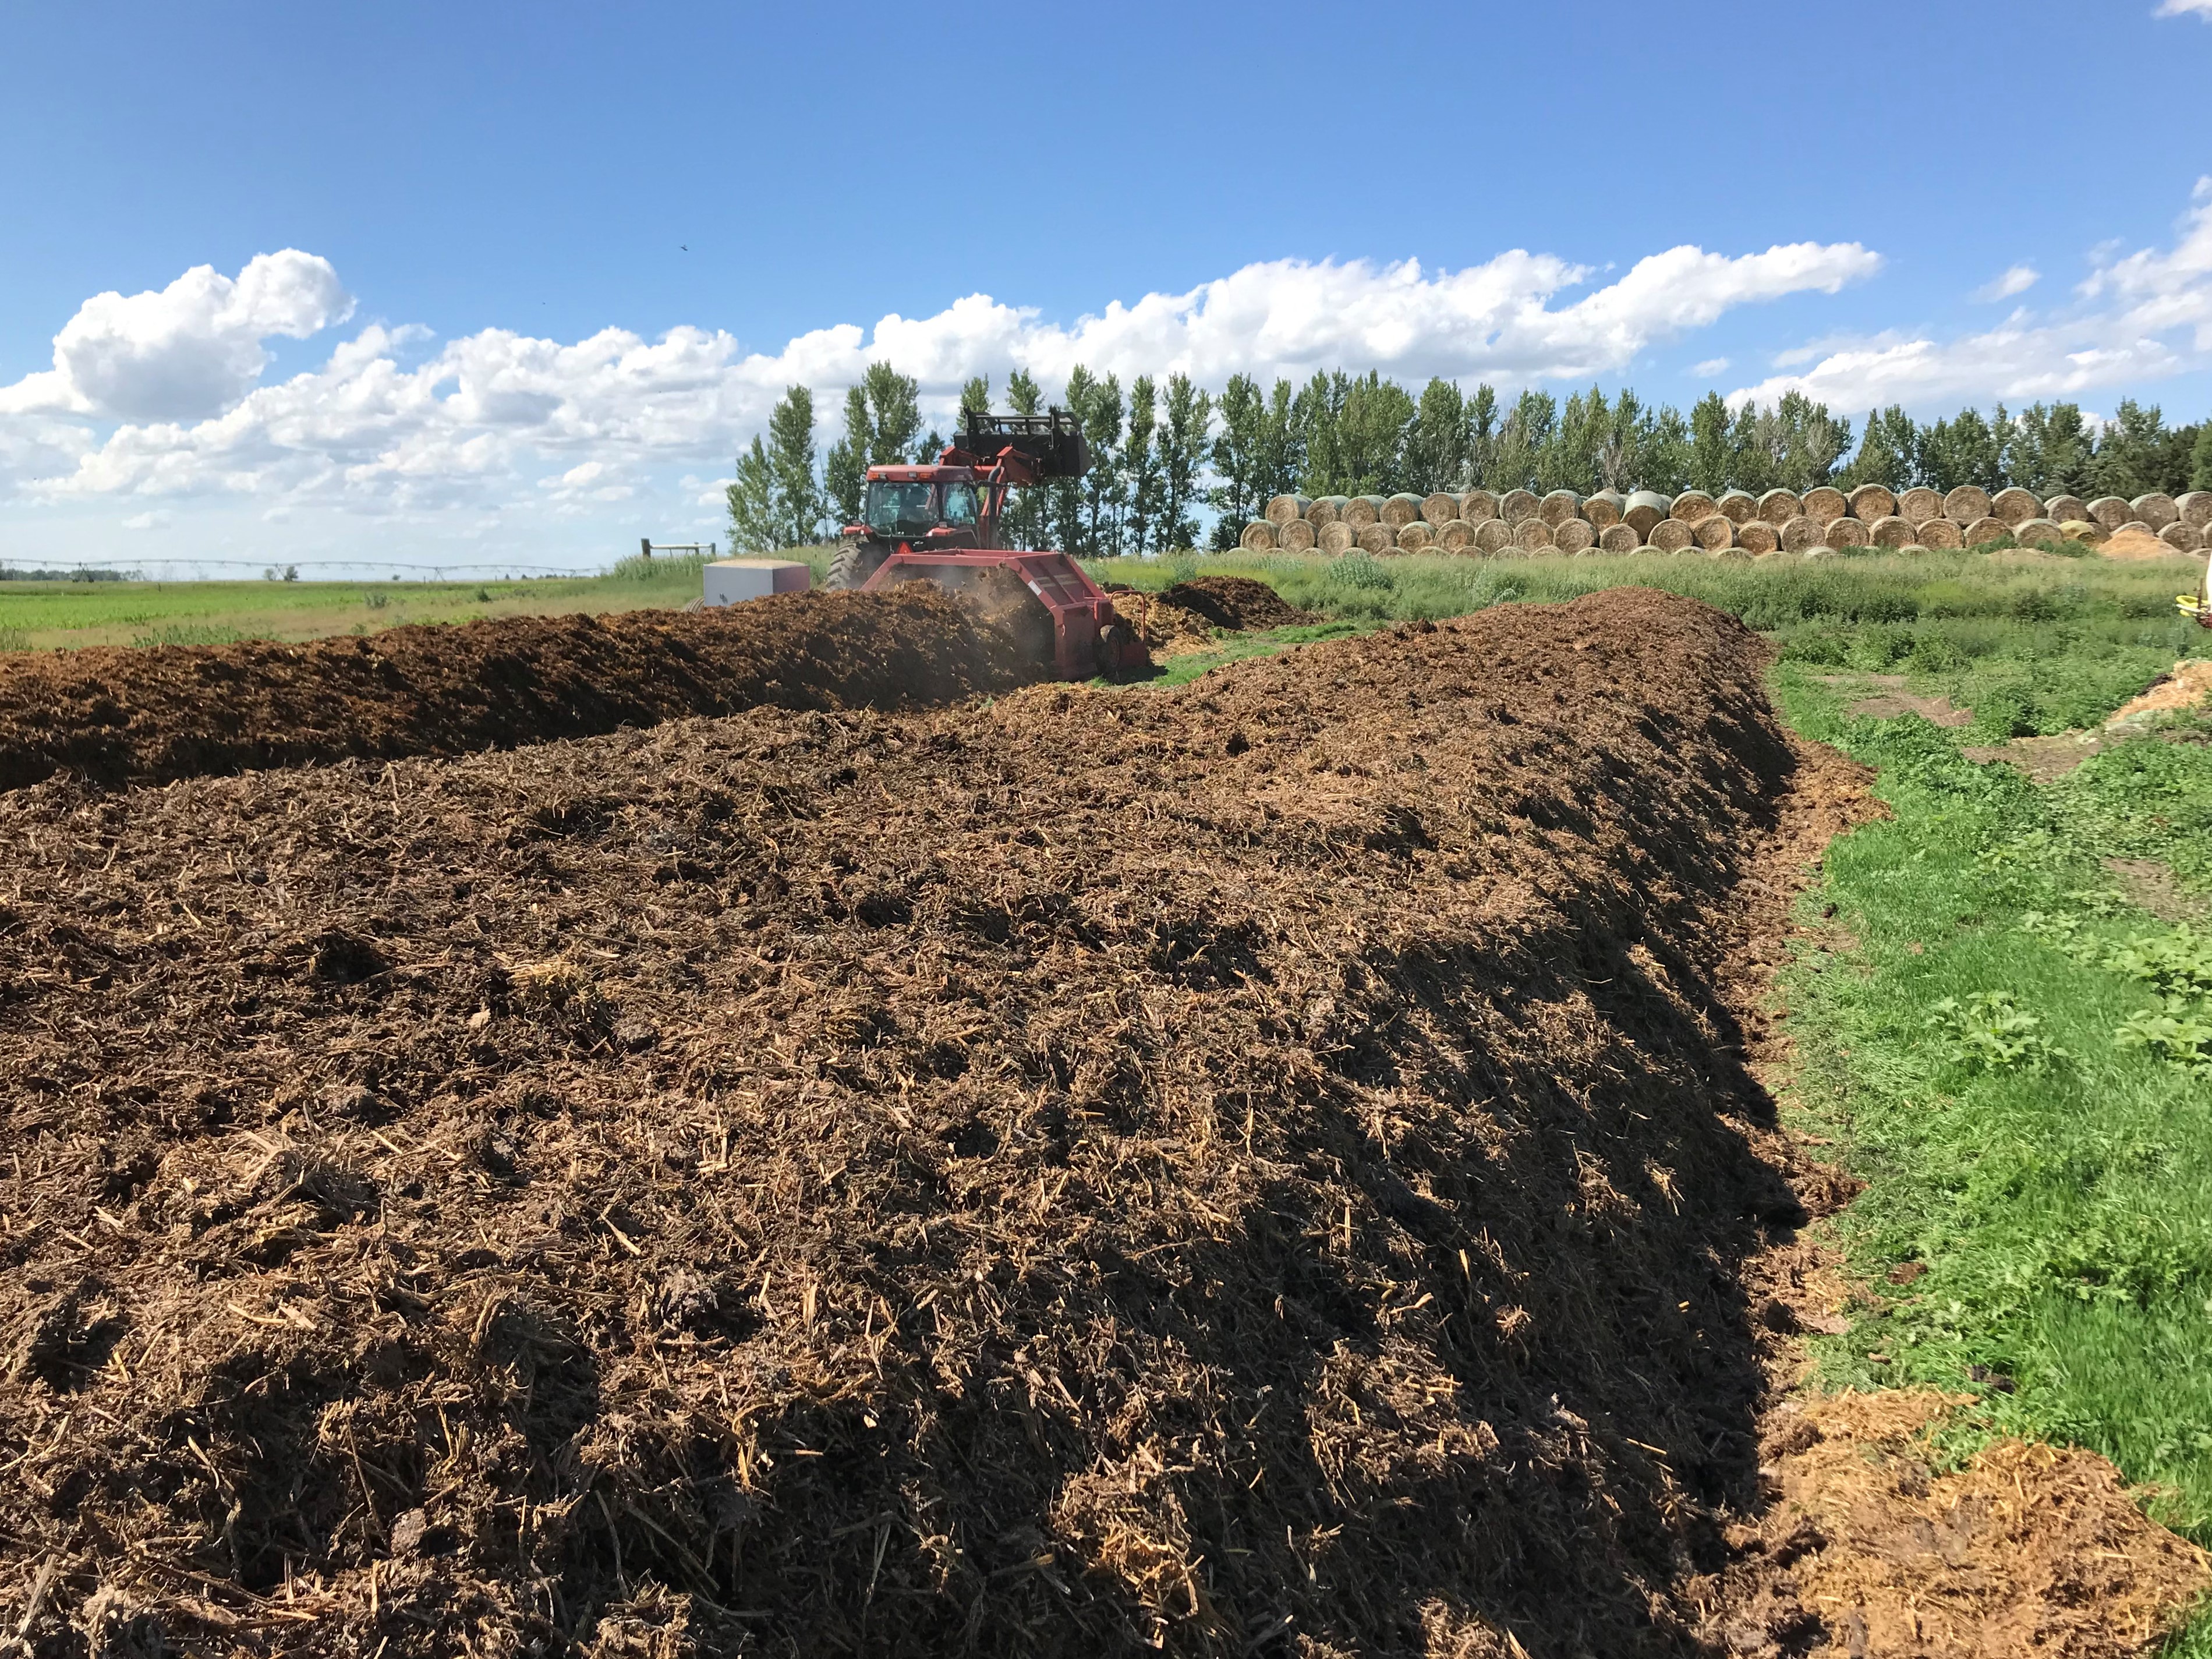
[1715,489,1759,524]
[2011,518,2064,549]
[1737,521,1781,554]
[1381,492,1425,528]
[2044,493,2089,525]
[1318,521,1357,554]
[1436,519,1474,553]
[2161,521,2206,553]
[2132,492,2180,532]
[1896,486,1943,525]
[1539,489,1584,528]
[1647,518,1695,553]
[1514,517,1557,551]
[1824,516,1871,549]
[1278,517,1317,551]
[1670,490,1719,526]
[1396,520,1435,553]
[1868,515,1916,548]
[1357,522,1398,555]
[1585,489,1625,528]
[1308,496,1349,528]
[1846,483,1896,522]
[1990,487,2040,526]
[1554,518,1597,554]
[2086,496,2132,530]
[1473,518,1514,554]
[2059,519,2106,547]
[1918,516,1965,549]
[1693,514,1735,550]
[1420,491,1460,525]
[1499,488,1541,525]
[1962,515,2009,547]
[1756,488,1803,525]
[1240,519,1278,551]
[1344,495,1385,528]
[1803,485,1848,523]
[1780,514,1826,553]
[1458,489,1500,522]
[1265,494,1312,526]
[2176,491,2212,529]
[1622,490,1670,537]
[1944,484,1993,525]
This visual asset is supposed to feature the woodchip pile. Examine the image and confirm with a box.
[1237,486,2212,559]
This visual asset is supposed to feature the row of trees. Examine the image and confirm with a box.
[729,366,2212,556]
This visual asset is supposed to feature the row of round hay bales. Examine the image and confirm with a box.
[1240,484,2212,556]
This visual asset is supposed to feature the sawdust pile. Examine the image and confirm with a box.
[2107,657,2212,726]
[0,586,1047,795]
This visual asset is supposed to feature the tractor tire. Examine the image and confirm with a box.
[1096,621,1135,678]
[827,543,885,592]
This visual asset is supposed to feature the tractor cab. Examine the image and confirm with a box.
[863,473,985,540]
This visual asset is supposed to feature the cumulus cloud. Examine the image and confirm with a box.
[1691,357,1730,376]
[1972,264,2040,302]
[2157,0,2212,19]
[0,238,1877,517]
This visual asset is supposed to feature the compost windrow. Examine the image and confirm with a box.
[9,589,1821,1657]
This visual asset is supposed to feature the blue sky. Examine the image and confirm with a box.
[4,0,2211,572]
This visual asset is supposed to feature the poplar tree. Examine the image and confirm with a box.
[1122,375,1162,555]
[726,436,777,550]
[1408,379,1470,492]
[764,385,824,546]
[1157,373,1212,552]
[824,385,870,527]
[1207,373,1265,545]
[1687,392,1731,494]
[1003,368,1046,547]
[2004,402,2093,496]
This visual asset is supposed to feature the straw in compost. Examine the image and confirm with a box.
[1307,496,1347,528]
[1944,484,1993,525]
[1474,518,1514,553]
[1584,489,1624,528]
[1919,516,1965,550]
[2133,492,2181,531]
[2011,517,2064,549]
[1265,494,1312,527]
[1802,486,1847,523]
[1240,520,1278,552]
[1598,523,1643,554]
[1779,514,1825,553]
[1421,491,1460,525]
[1499,488,1540,525]
[2087,496,2132,530]
[1755,489,1803,526]
[1458,489,1500,523]
[1647,518,1694,553]
[1622,490,1670,538]
[1396,520,1435,553]
[2177,491,2212,529]
[1538,489,1583,528]
[1436,519,1474,553]
[1357,522,1398,554]
[1514,517,1558,551]
[1553,518,1596,554]
[1962,515,2009,547]
[1869,515,1916,549]
[1823,517,1871,549]
[1895,486,1942,525]
[1990,487,2040,526]
[1846,483,1896,522]
[1737,522,1781,555]
[1277,517,1316,551]
[1715,489,1758,525]
[2044,493,2090,525]
[2161,521,2206,553]
[1669,490,1718,525]
[1318,521,1356,554]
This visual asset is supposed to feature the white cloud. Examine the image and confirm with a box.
[121,509,172,530]
[1973,263,2040,302]
[2157,0,2212,19]
[0,238,1878,520]
[1691,357,1729,376]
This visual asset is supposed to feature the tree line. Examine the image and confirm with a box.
[728,366,2212,555]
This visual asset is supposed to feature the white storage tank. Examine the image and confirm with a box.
[702,559,812,607]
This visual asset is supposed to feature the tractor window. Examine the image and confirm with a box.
[865,481,937,535]
[942,482,979,526]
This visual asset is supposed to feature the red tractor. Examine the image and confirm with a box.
[829,408,1148,680]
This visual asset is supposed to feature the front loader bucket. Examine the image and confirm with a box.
[862,548,1149,680]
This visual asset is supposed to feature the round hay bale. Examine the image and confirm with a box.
[2059,519,2106,547]
[1514,517,1557,551]
[1239,519,1277,551]
[1846,483,1896,522]
[1317,521,1356,554]
[1756,489,1803,525]
[1458,489,1500,523]
[1779,514,1825,553]
[1989,487,2040,526]
[1420,491,1460,526]
[1357,522,1397,555]
[1670,490,1718,524]
[1584,489,1625,528]
[1473,518,1514,554]
[1538,489,1583,528]
[1436,519,1474,553]
[1343,496,1383,528]
[1693,514,1735,550]
[1554,518,1597,554]
[2011,517,2064,549]
[1597,522,1643,554]
[1647,518,1695,553]
[1737,521,1781,554]
[2176,491,2212,529]
[1962,515,2009,547]
[1715,489,1758,524]
[2086,496,2131,530]
[1868,515,1916,548]
[1895,486,1942,525]
[1265,494,1312,526]
[1308,496,1348,527]
[1499,488,1541,526]
[2043,494,2089,526]
[1277,517,1317,551]
[1803,485,1848,523]
[1622,490,1670,537]
[1824,516,1871,549]
[2161,521,2206,553]
[1395,520,1435,553]
[2132,492,2180,532]
[1917,516,1965,550]
[1944,484,1993,525]
[1381,493,1425,528]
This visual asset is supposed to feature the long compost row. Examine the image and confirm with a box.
[1,590,1820,1657]
[1241,480,2212,557]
